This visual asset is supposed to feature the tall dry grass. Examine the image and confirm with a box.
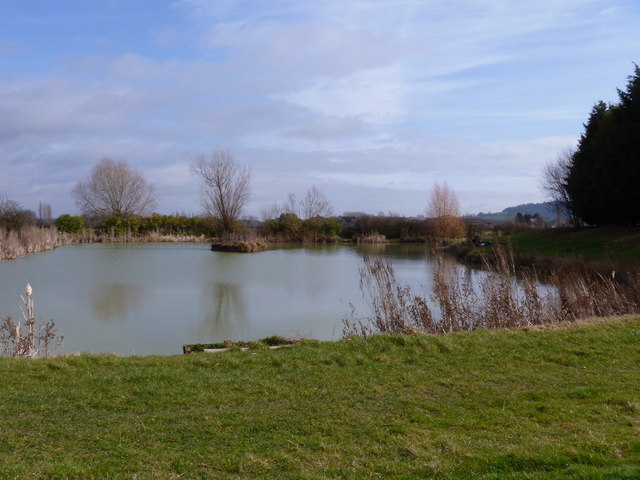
[356,232,386,244]
[97,230,209,243]
[0,225,214,260]
[1,283,62,358]
[343,244,640,337]
[0,226,77,260]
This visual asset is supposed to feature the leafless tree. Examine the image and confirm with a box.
[191,148,250,233]
[73,159,156,219]
[426,181,466,242]
[260,202,282,222]
[301,185,333,219]
[542,147,581,226]
[38,202,52,226]
[283,193,299,217]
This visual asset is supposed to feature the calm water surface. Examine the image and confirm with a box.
[0,243,472,355]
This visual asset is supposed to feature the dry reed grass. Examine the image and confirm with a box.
[98,231,209,243]
[0,225,213,260]
[356,232,386,244]
[1,283,62,358]
[0,226,77,260]
[343,244,640,337]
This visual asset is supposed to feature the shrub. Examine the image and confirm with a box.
[55,214,85,233]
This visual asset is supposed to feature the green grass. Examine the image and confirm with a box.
[1,317,639,479]
[503,227,640,264]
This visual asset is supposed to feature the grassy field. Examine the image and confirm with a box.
[502,227,640,264]
[1,317,639,479]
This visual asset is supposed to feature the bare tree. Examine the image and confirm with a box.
[73,159,156,219]
[260,202,282,222]
[301,185,333,219]
[426,181,466,242]
[542,147,581,226]
[191,148,250,233]
[38,202,52,226]
[283,193,299,217]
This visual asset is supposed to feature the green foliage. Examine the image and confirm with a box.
[566,65,640,225]
[101,216,141,236]
[94,213,218,238]
[0,318,638,478]
[302,216,341,238]
[55,214,85,234]
[138,213,218,237]
[278,213,302,236]
[265,214,340,241]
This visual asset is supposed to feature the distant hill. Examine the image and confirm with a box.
[475,202,566,223]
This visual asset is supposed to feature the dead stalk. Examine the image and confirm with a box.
[1,283,63,358]
[344,246,640,337]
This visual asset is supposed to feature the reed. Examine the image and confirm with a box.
[344,244,640,337]
[97,231,210,243]
[355,232,386,244]
[0,226,78,260]
[0,283,62,358]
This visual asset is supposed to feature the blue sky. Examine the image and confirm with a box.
[1,0,639,217]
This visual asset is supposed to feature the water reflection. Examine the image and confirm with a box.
[91,283,143,323]
[355,242,429,260]
[0,242,487,355]
[199,282,247,341]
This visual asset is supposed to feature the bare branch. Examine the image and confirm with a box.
[426,182,465,241]
[191,148,251,233]
[541,148,581,226]
[301,185,333,219]
[73,159,156,219]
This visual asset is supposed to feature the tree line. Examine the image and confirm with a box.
[3,147,469,243]
[544,65,640,226]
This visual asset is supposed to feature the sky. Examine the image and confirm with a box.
[1,0,639,218]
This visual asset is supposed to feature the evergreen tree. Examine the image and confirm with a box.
[565,65,640,225]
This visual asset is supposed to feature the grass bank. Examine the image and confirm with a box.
[502,227,640,264]
[1,317,639,479]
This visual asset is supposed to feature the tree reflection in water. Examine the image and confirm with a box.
[91,283,143,323]
[199,282,247,341]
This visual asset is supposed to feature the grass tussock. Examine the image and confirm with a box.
[0,318,638,478]
[344,244,640,337]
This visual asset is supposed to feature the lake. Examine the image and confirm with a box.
[0,242,472,355]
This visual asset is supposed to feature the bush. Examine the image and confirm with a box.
[55,214,85,234]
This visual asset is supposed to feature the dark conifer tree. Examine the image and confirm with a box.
[565,65,640,225]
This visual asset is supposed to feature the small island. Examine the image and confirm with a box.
[210,238,267,253]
